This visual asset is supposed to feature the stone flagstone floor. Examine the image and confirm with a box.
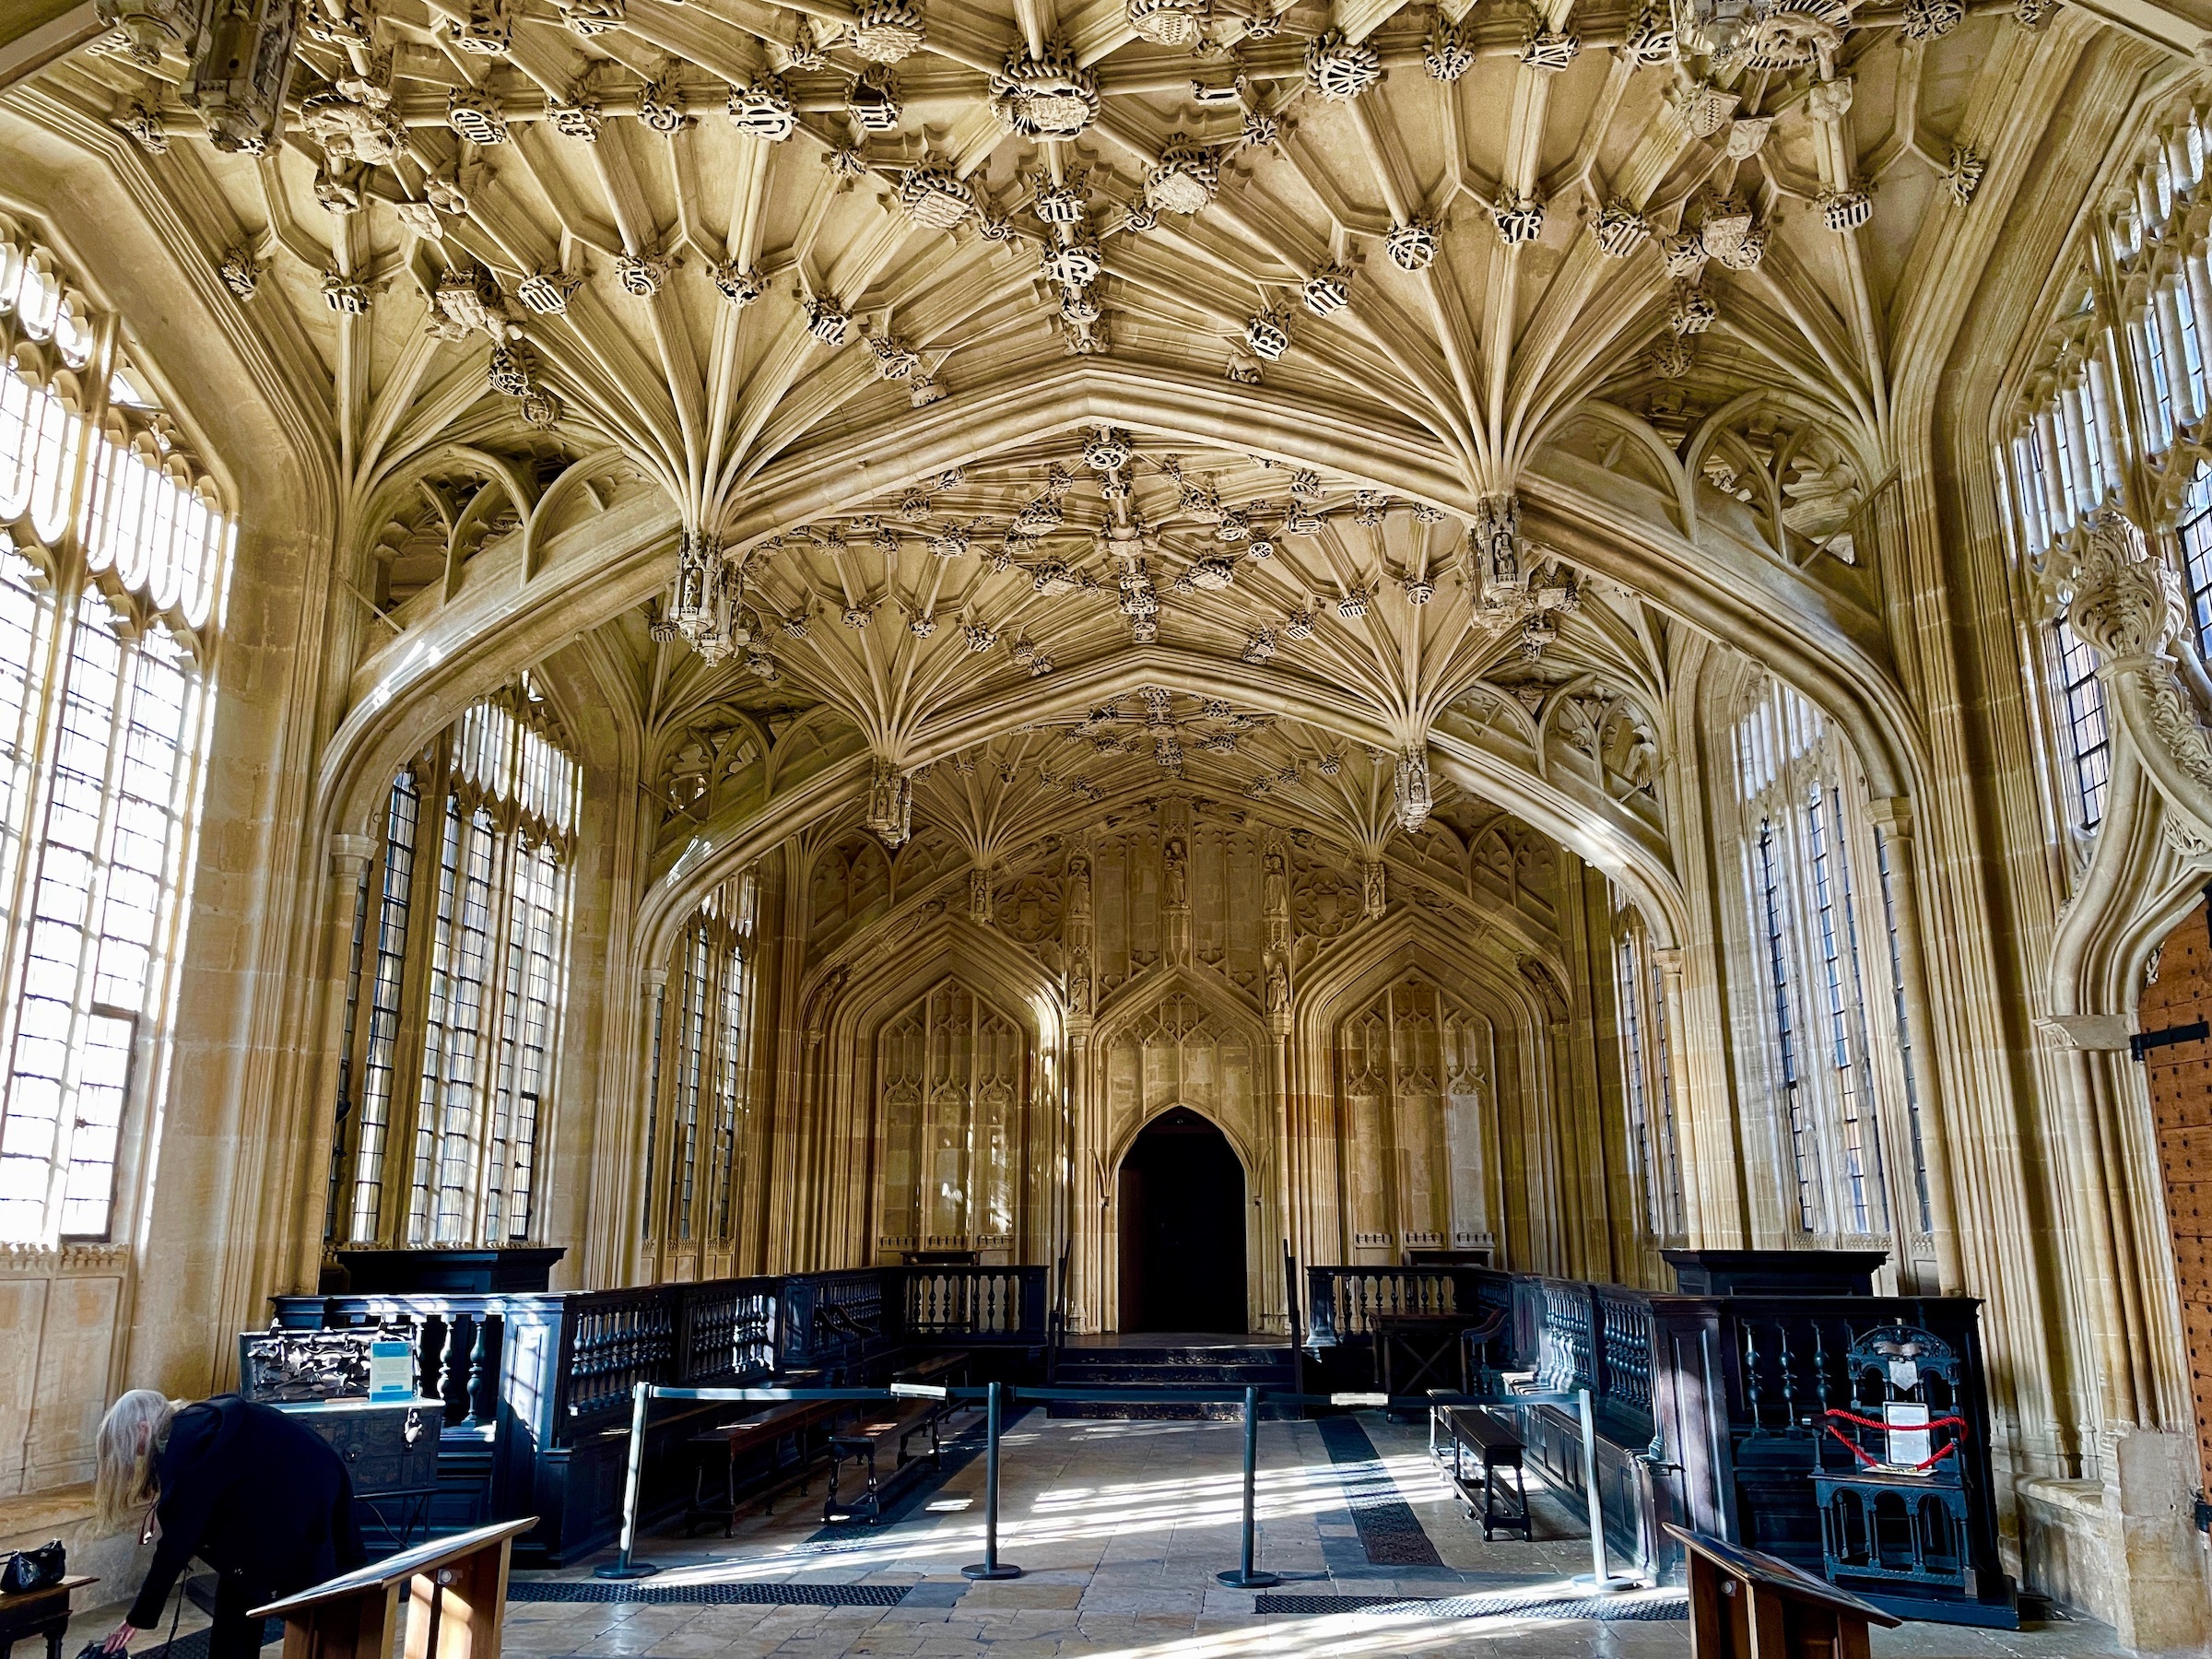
[62,1411,2159,1658]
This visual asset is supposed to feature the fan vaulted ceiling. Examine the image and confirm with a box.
[9,0,2090,900]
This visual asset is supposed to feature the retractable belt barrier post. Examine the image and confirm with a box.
[590,1381,1637,1590]
[594,1382,661,1581]
[1570,1386,1635,1593]
[962,1380,1022,1581]
[1216,1385,1281,1589]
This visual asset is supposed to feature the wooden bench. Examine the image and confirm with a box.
[0,1575,94,1659]
[822,1398,949,1524]
[1432,1402,1530,1542]
[894,1350,972,1391]
[685,1399,848,1535]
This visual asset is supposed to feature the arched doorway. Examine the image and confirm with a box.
[1118,1107,1247,1333]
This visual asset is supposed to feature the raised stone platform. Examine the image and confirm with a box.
[1050,1333,1296,1418]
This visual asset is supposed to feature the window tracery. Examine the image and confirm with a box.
[2002,100,2212,850]
[0,221,230,1244]
[1733,677,1924,1248]
[330,681,579,1248]
[874,979,1022,1258]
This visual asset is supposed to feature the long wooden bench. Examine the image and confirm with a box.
[1431,1401,1531,1542]
[685,1398,848,1535]
[821,1397,949,1524]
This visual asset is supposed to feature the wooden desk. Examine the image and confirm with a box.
[1373,1312,1471,1401]
[0,1575,95,1659]
[1666,1525,1900,1659]
[252,1517,534,1659]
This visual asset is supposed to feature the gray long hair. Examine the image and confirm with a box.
[93,1390,179,1534]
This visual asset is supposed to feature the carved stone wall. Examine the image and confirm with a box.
[873,980,1027,1261]
[772,793,1596,1332]
[1336,976,1496,1262]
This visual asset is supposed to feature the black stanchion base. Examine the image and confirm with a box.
[593,1561,663,1580]
[1216,1571,1283,1589]
[961,1562,1024,1581]
[1568,1573,1639,1594]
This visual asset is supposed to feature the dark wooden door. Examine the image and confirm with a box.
[2138,896,2212,1498]
[1118,1108,1247,1333]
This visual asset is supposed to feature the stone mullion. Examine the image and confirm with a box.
[464,806,524,1248]
[2088,223,2159,529]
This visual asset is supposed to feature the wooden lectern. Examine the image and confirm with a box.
[1666,1525,1901,1659]
[251,1516,535,1659]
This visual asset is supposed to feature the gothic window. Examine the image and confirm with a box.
[1875,829,1934,1235]
[641,977,665,1241]
[1756,818,1815,1229]
[2179,470,2212,657]
[343,771,419,1241]
[2052,618,2111,832]
[1735,679,1919,1244]
[2003,107,2212,855]
[330,683,579,1247]
[641,873,758,1252]
[1806,785,1881,1233]
[0,226,231,1245]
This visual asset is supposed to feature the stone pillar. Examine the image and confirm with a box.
[1865,797,1964,1295]
[289,833,374,1288]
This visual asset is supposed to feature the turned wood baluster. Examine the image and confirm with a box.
[415,1316,442,1405]
[1742,1321,1768,1430]
[1774,1321,1800,1430]
[465,1314,495,1425]
[439,1314,470,1423]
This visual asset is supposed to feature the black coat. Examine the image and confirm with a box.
[126,1395,365,1628]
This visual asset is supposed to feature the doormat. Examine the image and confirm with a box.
[1253,1589,1688,1620]
[1312,1416,1445,1567]
[509,1581,914,1606]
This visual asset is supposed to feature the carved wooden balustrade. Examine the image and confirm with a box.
[1300,1265,2010,1622]
[270,1263,1047,1566]
[1302,1265,1506,1343]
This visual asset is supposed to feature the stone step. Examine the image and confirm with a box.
[1047,1341,1299,1418]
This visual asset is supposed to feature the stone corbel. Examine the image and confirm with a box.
[2066,508,2212,845]
[2033,1013,2136,1051]
[329,831,375,880]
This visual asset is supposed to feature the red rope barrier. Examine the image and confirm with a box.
[1821,1408,1967,1473]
